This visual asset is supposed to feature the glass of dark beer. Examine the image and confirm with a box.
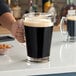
[60,16,76,42]
[23,13,54,62]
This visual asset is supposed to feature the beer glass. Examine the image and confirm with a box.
[60,16,76,42]
[23,13,54,62]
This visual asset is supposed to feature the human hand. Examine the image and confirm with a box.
[11,19,25,43]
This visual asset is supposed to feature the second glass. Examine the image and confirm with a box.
[60,16,76,42]
[23,13,54,62]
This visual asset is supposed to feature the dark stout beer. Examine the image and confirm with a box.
[24,18,53,59]
[67,16,76,37]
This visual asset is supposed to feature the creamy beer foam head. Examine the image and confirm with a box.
[67,16,76,21]
[23,16,54,27]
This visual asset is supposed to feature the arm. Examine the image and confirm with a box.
[0,12,16,31]
[0,0,25,43]
[0,13,25,43]
[0,0,16,31]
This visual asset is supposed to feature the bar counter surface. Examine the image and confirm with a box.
[0,28,76,76]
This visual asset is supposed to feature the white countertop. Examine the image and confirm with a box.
[0,32,76,76]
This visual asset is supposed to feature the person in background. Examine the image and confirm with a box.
[0,0,25,43]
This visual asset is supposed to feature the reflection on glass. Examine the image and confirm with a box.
[60,42,76,64]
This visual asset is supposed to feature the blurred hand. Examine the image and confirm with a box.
[11,19,25,43]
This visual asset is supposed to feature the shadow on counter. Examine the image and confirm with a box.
[34,72,76,76]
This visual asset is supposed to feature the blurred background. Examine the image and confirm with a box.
[0,0,75,34]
